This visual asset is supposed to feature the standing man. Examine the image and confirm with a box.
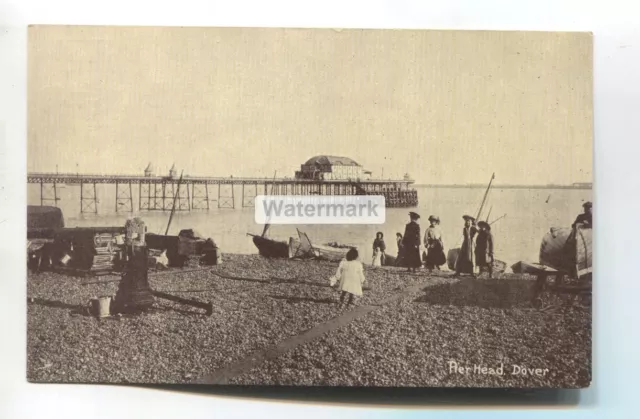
[572,201,592,228]
[402,212,422,273]
[475,221,495,278]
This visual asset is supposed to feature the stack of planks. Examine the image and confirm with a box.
[90,233,118,275]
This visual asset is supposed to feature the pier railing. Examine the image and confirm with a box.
[27,172,418,213]
[27,172,415,185]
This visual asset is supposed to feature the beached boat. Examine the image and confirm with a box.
[288,236,351,262]
[251,234,291,258]
[511,261,557,275]
[285,230,356,262]
[539,225,592,278]
[311,242,351,262]
[250,229,356,262]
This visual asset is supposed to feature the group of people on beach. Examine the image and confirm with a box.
[330,201,591,309]
[370,211,495,277]
[330,211,495,309]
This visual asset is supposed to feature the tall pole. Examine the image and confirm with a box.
[164,171,184,235]
[261,171,277,237]
[485,205,493,223]
[475,173,495,221]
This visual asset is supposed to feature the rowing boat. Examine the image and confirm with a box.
[286,230,356,262]
[251,235,292,258]
[288,237,352,262]
[250,229,357,262]
[312,242,351,262]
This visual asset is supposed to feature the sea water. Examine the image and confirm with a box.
[27,184,592,270]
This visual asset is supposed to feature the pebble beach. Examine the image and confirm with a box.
[27,254,591,388]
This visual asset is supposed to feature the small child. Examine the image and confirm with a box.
[372,232,386,267]
[331,248,366,309]
[395,232,404,266]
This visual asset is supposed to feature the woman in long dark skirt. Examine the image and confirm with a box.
[402,212,422,272]
[424,215,446,272]
[454,215,477,277]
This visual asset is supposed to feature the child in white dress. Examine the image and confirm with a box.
[371,232,386,267]
[330,248,366,309]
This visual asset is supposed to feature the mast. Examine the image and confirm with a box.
[261,171,278,237]
[485,205,493,223]
[475,173,495,221]
[164,170,184,235]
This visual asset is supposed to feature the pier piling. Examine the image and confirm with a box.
[218,184,235,209]
[40,181,59,208]
[79,181,98,213]
[241,183,259,207]
[191,184,210,210]
[115,181,134,212]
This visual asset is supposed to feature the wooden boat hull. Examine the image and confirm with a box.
[511,261,558,275]
[539,226,592,278]
[252,235,291,258]
[313,244,350,262]
[288,237,352,262]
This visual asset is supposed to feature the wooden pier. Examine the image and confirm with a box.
[27,172,418,214]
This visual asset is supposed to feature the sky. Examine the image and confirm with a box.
[28,26,593,185]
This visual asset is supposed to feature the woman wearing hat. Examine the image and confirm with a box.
[454,215,477,277]
[371,232,386,267]
[402,212,422,272]
[475,221,494,278]
[424,215,446,272]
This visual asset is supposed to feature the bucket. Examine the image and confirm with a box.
[89,296,112,318]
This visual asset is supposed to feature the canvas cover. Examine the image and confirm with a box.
[27,206,64,238]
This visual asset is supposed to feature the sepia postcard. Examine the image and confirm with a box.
[27,26,592,388]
